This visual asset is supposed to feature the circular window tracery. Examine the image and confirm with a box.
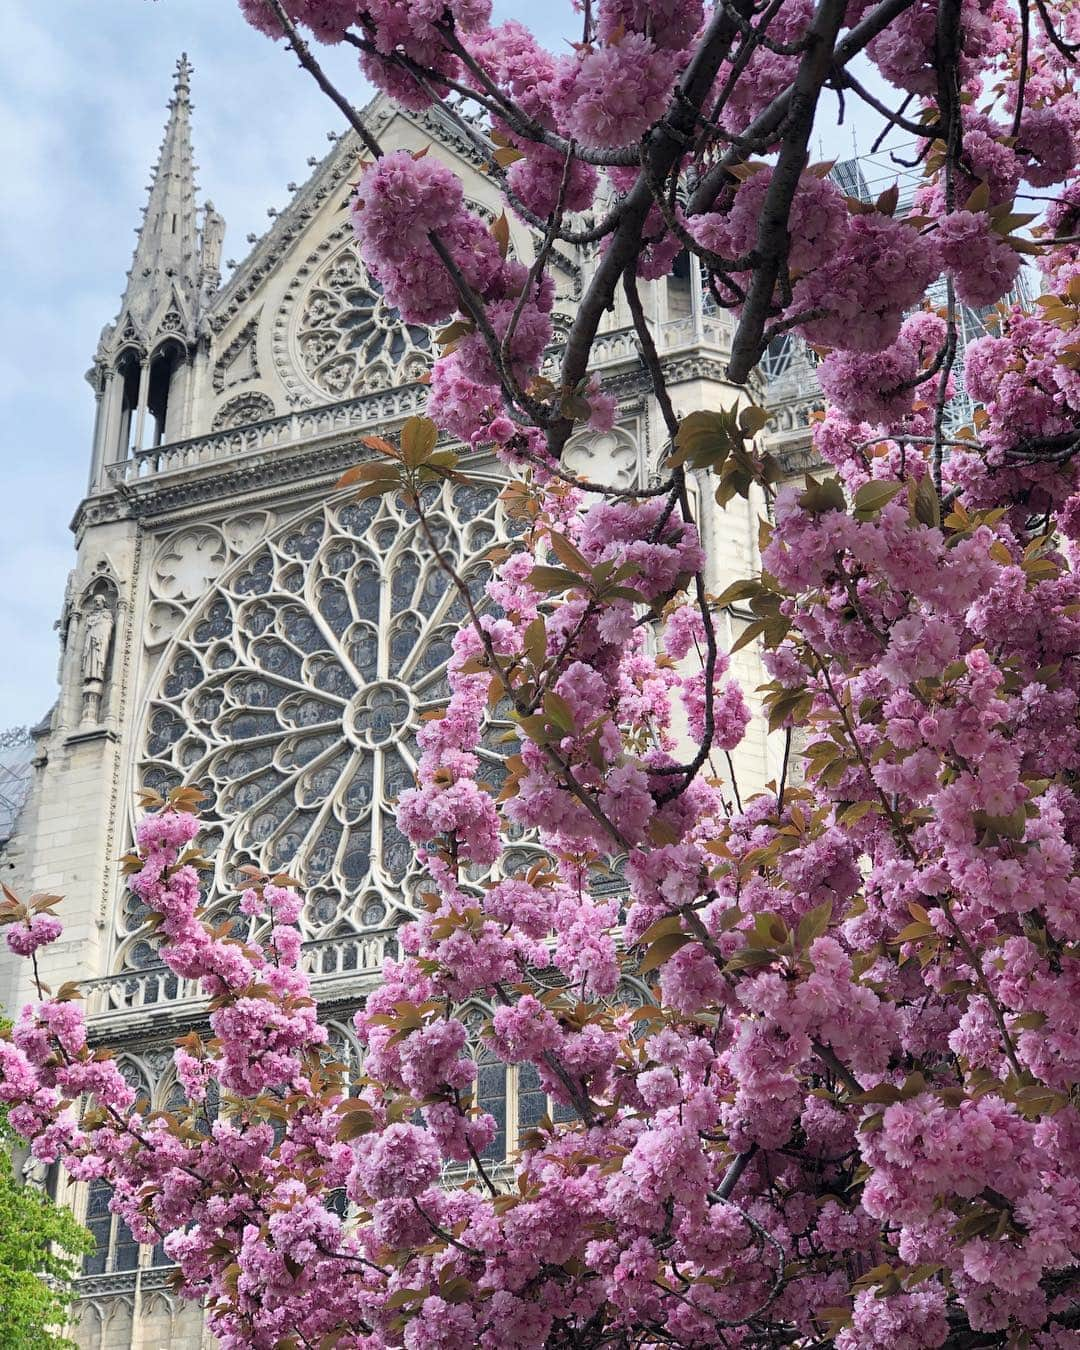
[133,480,514,963]
[293,242,432,400]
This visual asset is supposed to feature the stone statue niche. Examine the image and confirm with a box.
[77,579,119,729]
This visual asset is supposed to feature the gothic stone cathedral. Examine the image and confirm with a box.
[0,58,818,1349]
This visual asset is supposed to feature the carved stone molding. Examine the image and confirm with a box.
[221,510,275,556]
[211,390,275,431]
[563,424,640,491]
[212,314,261,393]
[146,600,186,650]
[150,526,228,602]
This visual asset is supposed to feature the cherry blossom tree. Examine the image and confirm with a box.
[3,0,1080,1345]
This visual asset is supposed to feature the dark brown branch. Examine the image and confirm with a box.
[1012,0,1031,140]
[552,2,751,457]
[262,0,383,158]
[688,0,922,216]
[726,0,848,383]
[832,65,940,140]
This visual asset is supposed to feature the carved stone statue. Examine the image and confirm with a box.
[21,1152,49,1191]
[81,595,115,685]
[202,202,226,274]
[78,594,116,728]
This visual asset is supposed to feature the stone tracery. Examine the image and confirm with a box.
[293,240,432,400]
[132,479,509,964]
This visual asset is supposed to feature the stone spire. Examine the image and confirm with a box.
[115,54,201,344]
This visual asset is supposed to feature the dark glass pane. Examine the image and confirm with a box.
[340,824,372,887]
[390,614,421,670]
[391,554,421,614]
[224,770,280,814]
[219,710,279,740]
[251,639,304,683]
[193,598,233,646]
[281,608,327,655]
[477,1062,507,1163]
[163,651,202,699]
[86,1179,112,1220]
[381,815,413,882]
[114,1229,139,1272]
[317,579,352,636]
[234,551,274,595]
[352,562,380,618]
[305,820,343,879]
[338,499,379,537]
[310,655,354,698]
[282,519,324,560]
[418,568,445,617]
[341,756,374,818]
[517,1063,548,1135]
[83,1224,109,1276]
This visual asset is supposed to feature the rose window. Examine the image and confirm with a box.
[131,480,516,961]
[294,242,432,398]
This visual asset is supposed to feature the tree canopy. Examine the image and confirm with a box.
[2,0,1080,1345]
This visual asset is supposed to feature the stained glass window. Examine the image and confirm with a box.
[132,480,511,965]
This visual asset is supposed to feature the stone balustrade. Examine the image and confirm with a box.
[108,316,736,487]
[81,929,400,1025]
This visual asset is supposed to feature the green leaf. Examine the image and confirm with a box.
[798,475,846,515]
[385,1287,428,1310]
[911,475,940,529]
[891,920,934,943]
[523,616,547,671]
[670,409,738,470]
[527,565,586,594]
[548,532,591,576]
[964,180,991,213]
[754,911,789,947]
[636,914,687,947]
[639,932,694,974]
[729,618,768,654]
[983,805,1027,841]
[723,946,777,971]
[796,900,833,951]
[767,689,812,732]
[738,404,768,436]
[852,479,904,519]
[838,800,876,828]
[337,462,401,490]
[542,691,576,736]
[713,578,764,608]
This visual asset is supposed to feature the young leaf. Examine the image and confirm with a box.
[639,931,694,974]
[400,416,438,468]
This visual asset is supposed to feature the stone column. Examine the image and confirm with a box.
[132,359,151,454]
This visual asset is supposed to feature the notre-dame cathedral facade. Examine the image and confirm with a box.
[0,57,820,1348]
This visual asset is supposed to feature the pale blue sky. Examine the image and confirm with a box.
[0,1,870,729]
